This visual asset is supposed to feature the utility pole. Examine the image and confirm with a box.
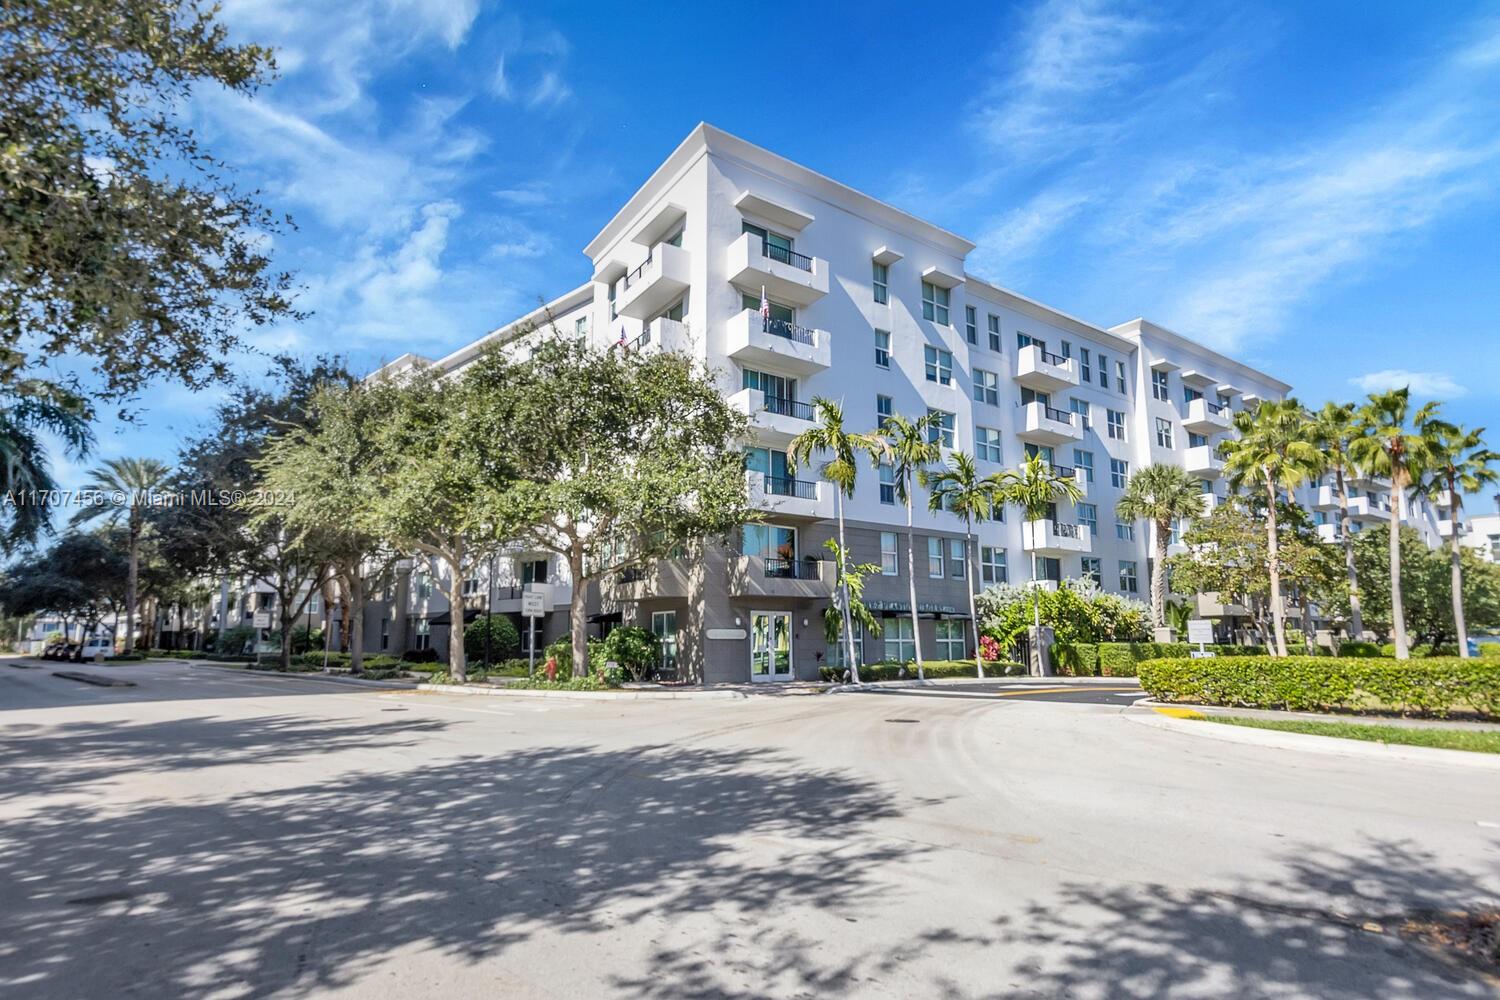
[483,551,495,672]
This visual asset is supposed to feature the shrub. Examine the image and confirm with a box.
[214,625,255,655]
[1139,656,1500,718]
[1338,641,1382,658]
[818,659,1023,682]
[1052,642,1099,677]
[403,647,439,663]
[1480,643,1500,659]
[1098,643,1138,677]
[1379,643,1459,658]
[464,615,520,663]
[600,626,660,681]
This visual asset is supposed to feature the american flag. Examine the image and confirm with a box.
[760,286,770,324]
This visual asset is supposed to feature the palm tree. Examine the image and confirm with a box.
[1420,421,1497,659]
[0,391,93,552]
[822,539,883,668]
[1349,389,1442,660]
[1310,402,1366,641]
[922,452,1006,678]
[788,397,883,682]
[1116,464,1205,632]
[994,452,1084,646]
[868,412,943,680]
[71,457,173,653]
[1219,399,1321,658]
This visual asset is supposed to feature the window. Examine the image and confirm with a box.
[1018,332,1048,352]
[928,537,944,578]
[521,558,548,584]
[414,574,432,601]
[987,314,1001,351]
[380,617,390,651]
[1116,519,1135,541]
[1156,417,1174,449]
[924,345,953,384]
[975,426,1003,462]
[1107,409,1126,440]
[828,620,863,668]
[873,261,888,304]
[965,305,977,344]
[1184,386,1203,404]
[1116,360,1127,394]
[1074,449,1094,482]
[1060,340,1072,359]
[879,462,896,505]
[1110,458,1130,488]
[972,368,999,404]
[981,546,1008,584]
[885,617,915,664]
[1080,348,1092,382]
[461,576,481,597]
[1152,369,1169,401]
[1077,502,1097,533]
[1097,352,1110,387]
[926,409,955,447]
[574,316,589,340]
[880,531,899,576]
[1119,561,1139,594]
[608,282,617,320]
[936,620,965,659]
[741,292,794,325]
[1070,398,1091,429]
[874,329,891,368]
[1188,431,1208,448]
[949,538,966,579]
[921,281,950,324]
[1080,557,1101,584]
[876,393,893,428]
[413,616,432,650]
[307,593,321,615]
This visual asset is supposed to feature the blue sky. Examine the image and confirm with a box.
[52,0,1500,509]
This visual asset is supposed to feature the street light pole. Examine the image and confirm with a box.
[484,551,495,672]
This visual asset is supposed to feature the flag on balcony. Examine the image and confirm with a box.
[760,286,769,324]
[616,324,626,349]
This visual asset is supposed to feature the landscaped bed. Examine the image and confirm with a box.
[1186,714,1500,754]
[1138,655,1500,719]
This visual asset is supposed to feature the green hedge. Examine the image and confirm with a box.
[1139,656,1500,718]
[1055,641,1267,678]
[1336,641,1382,658]
[1379,643,1459,658]
[1481,643,1500,659]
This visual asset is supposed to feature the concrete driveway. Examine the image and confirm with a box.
[1,657,1495,999]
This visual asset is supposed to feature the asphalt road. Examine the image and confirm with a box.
[1,657,1495,999]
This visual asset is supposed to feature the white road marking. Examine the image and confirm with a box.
[1478,820,1500,829]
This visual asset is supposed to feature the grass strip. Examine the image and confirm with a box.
[1199,715,1500,754]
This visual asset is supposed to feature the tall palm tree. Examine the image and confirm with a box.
[1219,399,1321,657]
[1116,463,1205,632]
[1349,389,1442,661]
[868,412,943,680]
[994,452,1084,638]
[922,451,1006,678]
[1420,421,1497,659]
[72,457,173,653]
[1310,402,1366,641]
[0,391,93,552]
[788,397,883,682]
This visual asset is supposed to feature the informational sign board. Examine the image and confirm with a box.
[1186,619,1215,645]
[521,591,545,618]
[253,610,271,629]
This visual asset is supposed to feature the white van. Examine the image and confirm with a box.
[80,637,116,659]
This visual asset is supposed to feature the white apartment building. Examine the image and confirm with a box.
[362,123,1451,682]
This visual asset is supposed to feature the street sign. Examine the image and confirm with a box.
[521,589,545,618]
[1186,619,1214,645]
[253,610,271,629]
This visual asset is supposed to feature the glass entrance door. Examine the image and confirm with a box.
[651,610,678,679]
[750,611,792,681]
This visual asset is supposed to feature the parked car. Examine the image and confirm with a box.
[40,639,67,660]
[79,637,116,660]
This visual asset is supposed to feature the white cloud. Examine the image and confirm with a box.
[526,71,572,111]
[1350,370,1467,399]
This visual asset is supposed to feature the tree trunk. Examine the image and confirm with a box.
[348,570,366,673]
[1265,477,1288,658]
[1449,486,1469,659]
[446,544,468,682]
[279,604,293,672]
[905,492,924,681]
[836,490,859,683]
[965,525,982,678]
[569,545,588,678]
[1388,474,1409,660]
[124,517,140,653]
[1335,464,1363,640]
[1152,517,1168,629]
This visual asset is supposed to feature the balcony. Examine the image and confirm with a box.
[621,316,694,356]
[1348,496,1392,523]
[725,308,830,376]
[1184,445,1224,478]
[1018,400,1082,445]
[1317,523,1343,544]
[487,583,573,614]
[1198,491,1225,516]
[728,555,835,599]
[1022,519,1091,556]
[726,231,828,306]
[1183,397,1232,434]
[1014,344,1079,392]
[729,387,815,447]
[615,242,691,320]
[612,560,692,602]
[746,469,833,520]
[1312,484,1340,511]
[1436,517,1469,538]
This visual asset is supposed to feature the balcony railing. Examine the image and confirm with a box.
[1043,405,1075,425]
[761,315,817,345]
[761,396,814,421]
[622,252,653,290]
[764,476,817,500]
[762,241,814,272]
[1203,401,1228,416]
[764,557,822,579]
[1036,348,1069,367]
[1053,521,1082,539]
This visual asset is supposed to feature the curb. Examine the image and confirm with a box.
[828,675,1140,692]
[188,663,417,689]
[414,682,748,701]
[52,671,135,688]
[1128,708,1500,771]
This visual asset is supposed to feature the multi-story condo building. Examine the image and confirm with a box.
[359,124,1449,681]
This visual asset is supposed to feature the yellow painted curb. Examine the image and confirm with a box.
[1152,706,1206,719]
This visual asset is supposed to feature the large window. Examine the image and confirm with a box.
[1017,331,1045,351]
[1116,519,1135,541]
[873,261,888,304]
[936,620,965,660]
[885,617,915,663]
[1116,360,1128,394]
[740,291,794,325]
[975,426,1003,462]
[981,546,1008,584]
[924,345,953,385]
[877,394,893,429]
[1080,557,1101,584]
[921,281,950,324]
[927,409,955,447]
[1152,369,1169,401]
[1080,348,1092,382]
[1156,417,1174,449]
[1070,398,1091,429]
[1074,449,1094,482]
[880,531,899,575]
[987,314,1001,351]
[949,538,966,579]
[1119,561,1139,594]
[1077,502,1097,533]
[965,305,977,344]
[1107,409,1126,440]
[1110,458,1130,489]
[972,368,999,405]
[874,329,891,368]
[928,537,944,578]
[879,462,896,505]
